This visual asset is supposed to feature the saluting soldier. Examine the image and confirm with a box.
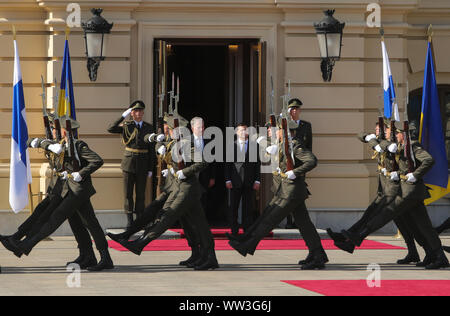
[108,101,155,229]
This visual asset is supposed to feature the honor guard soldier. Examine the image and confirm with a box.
[108,101,155,229]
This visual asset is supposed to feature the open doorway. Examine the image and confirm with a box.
[153,38,266,226]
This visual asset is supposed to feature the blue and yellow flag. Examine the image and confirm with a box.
[57,32,76,122]
[419,39,450,205]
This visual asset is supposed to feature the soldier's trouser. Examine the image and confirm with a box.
[21,192,108,253]
[363,197,443,253]
[348,194,387,234]
[144,182,213,252]
[250,197,323,252]
[123,171,147,215]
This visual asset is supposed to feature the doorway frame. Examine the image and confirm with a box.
[136,21,279,124]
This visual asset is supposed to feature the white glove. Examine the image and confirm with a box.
[157,146,167,156]
[276,167,281,174]
[387,143,398,153]
[71,172,82,183]
[60,171,68,180]
[390,171,399,181]
[161,169,169,178]
[374,144,384,153]
[176,170,186,180]
[48,143,63,155]
[148,133,156,142]
[122,108,132,118]
[286,170,296,180]
[381,168,387,176]
[157,134,165,142]
[365,134,377,142]
[406,173,417,183]
[256,136,266,145]
[31,138,39,148]
[170,168,175,175]
[148,171,153,178]
[266,145,278,155]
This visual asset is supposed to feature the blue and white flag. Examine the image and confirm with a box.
[382,40,400,121]
[9,39,32,213]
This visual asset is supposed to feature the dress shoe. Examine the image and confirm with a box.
[67,247,96,266]
[334,241,355,254]
[228,240,248,257]
[425,253,449,270]
[2,237,23,258]
[301,256,327,270]
[397,253,420,265]
[326,228,346,243]
[341,229,364,247]
[416,255,434,267]
[87,249,114,271]
[78,256,98,270]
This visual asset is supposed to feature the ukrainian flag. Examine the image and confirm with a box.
[419,39,450,205]
[57,32,76,122]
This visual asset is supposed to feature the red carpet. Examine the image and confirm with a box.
[108,239,404,252]
[169,228,273,238]
[283,280,450,296]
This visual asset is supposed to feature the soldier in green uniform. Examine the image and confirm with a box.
[342,122,449,269]
[327,121,425,265]
[7,117,114,271]
[228,119,328,270]
[108,100,155,229]
[111,115,219,270]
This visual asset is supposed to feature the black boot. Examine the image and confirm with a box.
[1,236,23,258]
[334,241,355,254]
[416,253,435,267]
[397,252,421,265]
[326,228,346,243]
[341,229,365,247]
[76,248,98,269]
[298,252,314,265]
[118,234,151,256]
[225,232,248,243]
[425,251,449,270]
[180,246,201,266]
[194,250,219,271]
[301,248,328,270]
[107,231,131,244]
[66,247,94,266]
[87,249,114,271]
[228,240,249,257]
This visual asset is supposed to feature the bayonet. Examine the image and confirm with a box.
[168,72,175,115]
[174,76,180,115]
[41,75,52,140]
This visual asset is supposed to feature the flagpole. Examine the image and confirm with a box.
[28,184,34,214]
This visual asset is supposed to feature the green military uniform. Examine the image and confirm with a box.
[343,135,449,269]
[107,101,155,220]
[229,126,328,270]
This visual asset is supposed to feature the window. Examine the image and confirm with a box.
[408,85,450,169]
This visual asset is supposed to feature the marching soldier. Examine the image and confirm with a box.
[111,115,219,270]
[5,117,114,271]
[341,122,449,269]
[228,119,328,270]
[108,100,155,229]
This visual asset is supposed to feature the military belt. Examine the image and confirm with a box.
[125,147,149,154]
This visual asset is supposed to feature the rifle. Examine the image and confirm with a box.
[389,119,399,172]
[53,78,62,142]
[269,76,277,138]
[280,82,294,172]
[65,106,80,172]
[156,82,167,194]
[403,121,415,173]
[174,76,180,116]
[173,116,186,170]
[40,75,52,140]
[378,115,385,141]
[168,72,175,116]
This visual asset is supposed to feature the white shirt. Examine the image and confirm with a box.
[194,135,204,150]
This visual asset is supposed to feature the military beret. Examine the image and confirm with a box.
[288,98,303,109]
[129,100,146,111]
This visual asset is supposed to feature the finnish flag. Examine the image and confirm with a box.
[9,39,32,213]
[382,41,400,121]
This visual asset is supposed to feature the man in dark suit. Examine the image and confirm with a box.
[225,123,261,236]
[108,100,155,228]
[190,117,216,215]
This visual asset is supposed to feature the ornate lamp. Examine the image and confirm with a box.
[81,8,113,81]
[313,10,345,82]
